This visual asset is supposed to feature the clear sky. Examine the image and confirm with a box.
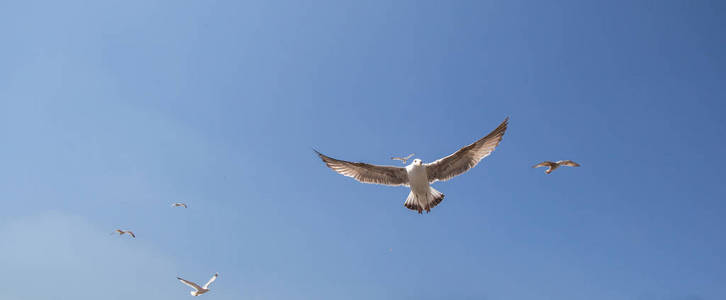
[1,1,725,299]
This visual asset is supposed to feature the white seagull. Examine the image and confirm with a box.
[532,160,581,174]
[172,202,188,208]
[316,117,508,213]
[391,153,415,164]
[113,229,135,238]
[177,273,218,296]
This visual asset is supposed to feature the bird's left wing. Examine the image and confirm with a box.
[316,151,409,186]
[203,273,218,289]
[425,117,509,183]
[177,277,202,291]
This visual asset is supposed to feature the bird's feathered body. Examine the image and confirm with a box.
[177,273,217,296]
[392,153,415,164]
[403,161,445,213]
[114,229,135,238]
[316,117,508,213]
[533,160,580,174]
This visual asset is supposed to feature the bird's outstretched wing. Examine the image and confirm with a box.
[203,273,218,289]
[316,151,409,186]
[177,277,202,291]
[532,161,555,168]
[425,117,509,183]
[557,160,580,167]
[404,153,415,160]
[126,231,135,238]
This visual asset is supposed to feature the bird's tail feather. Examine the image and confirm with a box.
[404,187,445,214]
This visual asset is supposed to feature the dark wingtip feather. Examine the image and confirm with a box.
[312,149,326,161]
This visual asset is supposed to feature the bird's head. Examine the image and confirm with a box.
[412,159,422,166]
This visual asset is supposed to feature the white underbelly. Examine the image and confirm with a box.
[407,165,430,195]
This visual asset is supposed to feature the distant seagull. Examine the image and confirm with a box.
[532,160,581,174]
[113,229,135,238]
[316,117,508,214]
[391,153,415,164]
[172,203,188,208]
[177,273,218,296]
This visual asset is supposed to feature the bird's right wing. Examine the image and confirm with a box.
[425,117,509,183]
[203,273,218,289]
[316,151,409,186]
[127,231,135,238]
[532,161,554,168]
[404,153,415,160]
[557,160,580,167]
[177,277,202,291]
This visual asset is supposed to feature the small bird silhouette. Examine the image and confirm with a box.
[177,273,218,296]
[172,203,188,208]
[391,153,415,164]
[533,160,581,174]
[113,229,135,238]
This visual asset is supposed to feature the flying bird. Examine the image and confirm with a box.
[391,153,415,164]
[113,229,135,238]
[177,273,218,296]
[172,203,188,208]
[532,160,581,174]
[316,117,508,214]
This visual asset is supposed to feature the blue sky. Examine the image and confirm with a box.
[1,0,725,299]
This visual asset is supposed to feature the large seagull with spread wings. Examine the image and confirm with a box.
[316,117,509,214]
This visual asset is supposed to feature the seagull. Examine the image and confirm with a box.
[391,153,415,164]
[315,117,508,214]
[172,203,188,208]
[177,273,218,296]
[113,229,135,238]
[532,160,581,174]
